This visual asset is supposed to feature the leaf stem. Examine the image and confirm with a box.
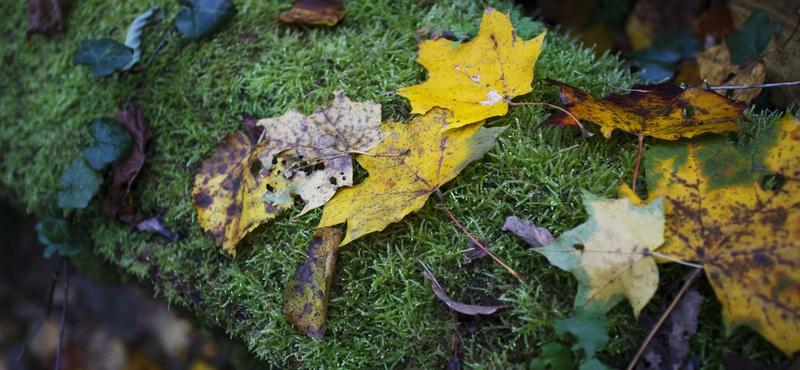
[435,189,526,281]
[647,251,704,269]
[508,101,593,138]
[632,135,644,192]
[626,268,702,370]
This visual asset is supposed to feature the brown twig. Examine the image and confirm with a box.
[508,101,593,138]
[435,189,526,281]
[626,268,703,370]
[707,80,800,90]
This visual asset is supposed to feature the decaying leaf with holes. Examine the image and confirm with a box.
[644,111,800,356]
[695,44,766,103]
[396,6,546,130]
[192,132,290,256]
[256,90,386,218]
[519,188,664,317]
[318,108,505,245]
[279,0,346,26]
[284,228,341,340]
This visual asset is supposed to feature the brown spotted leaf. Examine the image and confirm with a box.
[414,257,510,315]
[192,132,289,256]
[103,102,152,218]
[256,90,386,218]
[279,0,346,26]
[645,111,800,356]
[284,228,341,340]
[695,43,766,104]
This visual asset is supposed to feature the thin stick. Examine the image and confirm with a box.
[632,135,644,192]
[609,85,650,93]
[145,24,177,68]
[648,251,704,269]
[707,80,800,90]
[758,13,800,63]
[348,149,406,157]
[626,268,702,370]
[55,259,69,370]
[436,189,526,281]
[14,261,62,370]
[508,101,593,138]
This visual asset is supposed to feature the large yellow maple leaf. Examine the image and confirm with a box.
[396,7,545,130]
[192,132,290,256]
[318,108,505,245]
[645,112,800,356]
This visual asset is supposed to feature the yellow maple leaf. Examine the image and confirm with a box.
[645,112,800,356]
[192,132,290,256]
[396,7,546,130]
[318,108,505,245]
[524,188,664,318]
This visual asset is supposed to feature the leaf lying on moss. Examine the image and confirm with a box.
[104,103,153,218]
[257,90,385,218]
[122,7,165,70]
[283,228,341,340]
[83,117,133,170]
[72,38,133,77]
[530,342,574,370]
[396,6,546,129]
[554,307,609,359]
[501,216,553,248]
[318,108,505,245]
[526,189,664,317]
[644,111,800,356]
[414,257,510,315]
[279,0,347,26]
[58,158,103,209]
[192,132,290,256]
[176,0,237,40]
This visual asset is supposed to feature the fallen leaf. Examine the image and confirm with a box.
[414,257,510,315]
[530,342,575,370]
[83,117,133,170]
[554,307,609,359]
[446,356,462,370]
[72,38,133,77]
[462,238,489,264]
[135,215,179,241]
[26,0,63,38]
[524,189,664,317]
[627,29,702,83]
[318,108,505,245]
[396,7,546,129]
[122,7,164,70]
[644,111,800,356]
[726,9,773,65]
[242,116,262,143]
[103,103,153,218]
[501,216,553,248]
[283,228,341,340]
[540,79,745,140]
[695,43,766,103]
[257,90,386,217]
[176,0,237,40]
[192,132,290,256]
[624,0,702,50]
[58,158,103,209]
[279,0,346,26]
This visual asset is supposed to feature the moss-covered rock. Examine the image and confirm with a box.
[0,0,789,368]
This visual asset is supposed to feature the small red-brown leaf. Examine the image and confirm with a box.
[279,0,346,26]
[26,0,64,38]
[103,103,153,218]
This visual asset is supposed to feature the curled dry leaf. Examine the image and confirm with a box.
[318,108,505,245]
[527,188,664,317]
[135,215,179,241]
[501,216,553,248]
[192,132,290,256]
[695,43,766,103]
[104,103,153,218]
[397,7,546,129]
[644,111,800,356]
[284,228,341,340]
[414,257,510,315]
[279,0,347,26]
[257,90,386,218]
[26,0,63,38]
[462,238,490,264]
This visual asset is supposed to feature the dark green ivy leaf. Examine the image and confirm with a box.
[58,158,103,209]
[627,36,683,83]
[579,358,612,370]
[84,117,133,170]
[510,10,538,39]
[35,221,85,258]
[727,9,773,65]
[554,307,609,359]
[176,0,237,40]
[72,38,133,77]
[530,342,575,370]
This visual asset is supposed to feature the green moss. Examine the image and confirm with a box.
[0,0,789,368]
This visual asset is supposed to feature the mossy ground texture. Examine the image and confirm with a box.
[0,0,789,368]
